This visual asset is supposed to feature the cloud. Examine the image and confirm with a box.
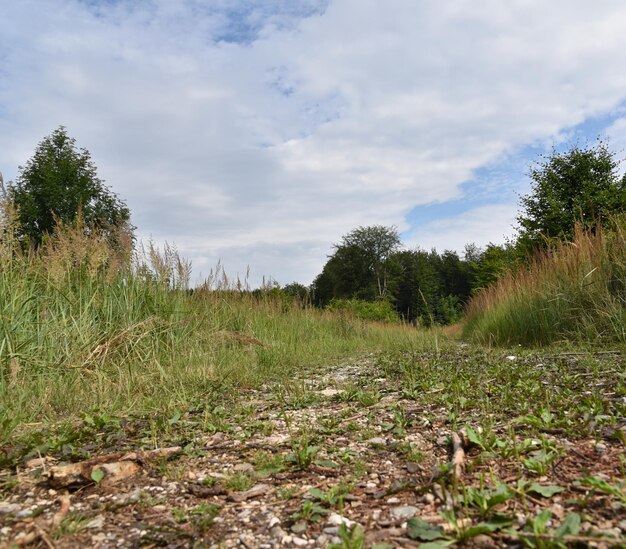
[2,1,626,284]
[405,204,519,255]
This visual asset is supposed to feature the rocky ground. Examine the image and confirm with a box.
[1,349,625,548]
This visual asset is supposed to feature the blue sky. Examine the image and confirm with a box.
[2,1,626,285]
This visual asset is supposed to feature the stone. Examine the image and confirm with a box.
[0,503,21,515]
[292,537,308,547]
[406,463,422,473]
[390,506,418,521]
[233,463,255,473]
[86,515,105,529]
[320,388,343,397]
[421,493,435,504]
[368,437,386,446]
[327,513,357,528]
[291,521,307,534]
[472,534,499,548]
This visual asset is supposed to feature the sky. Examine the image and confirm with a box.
[2,0,626,287]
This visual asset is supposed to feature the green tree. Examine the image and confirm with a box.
[517,140,626,249]
[312,225,401,305]
[8,127,132,246]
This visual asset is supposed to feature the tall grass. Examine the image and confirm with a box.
[0,207,434,443]
[464,220,626,346]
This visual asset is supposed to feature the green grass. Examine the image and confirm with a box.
[464,219,626,346]
[0,218,436,451]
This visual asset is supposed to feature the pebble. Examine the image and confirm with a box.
[233,462,255,473]
[386,497,400,504]
[268,516,280,528]
[0,503,21,515]
[16,509,34,519]
[86,515,105,529]
[292,537,308,546]
[368,437,386,446]
[406,463,422,473]
[316,534,329,545]
[327,513,357,528]
[291,521,307,534]
[619,520,626,533]
[270,526,286,539]
[390,506,418,521]
[472,534,499,548]
[421,493,435,504]
[594,528,621,538]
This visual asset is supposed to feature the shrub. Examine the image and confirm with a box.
[327,298,399,323]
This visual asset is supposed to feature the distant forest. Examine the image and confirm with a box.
[278,140,626,326]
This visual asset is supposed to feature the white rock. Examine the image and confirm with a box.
[368,437,386,446]
[0,503,21,515]
[390,506,418,521]
[86,515,105,529]
[327,513,356,528]
[268,516,280,528]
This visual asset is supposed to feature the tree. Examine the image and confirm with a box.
[8,127,132,246]
[312,225,401,305]
[517,140,626,249]
[338,225,401,298]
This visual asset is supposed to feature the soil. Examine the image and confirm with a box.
[1,352,625,548]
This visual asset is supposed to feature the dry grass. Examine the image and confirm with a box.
[464,219,626,345]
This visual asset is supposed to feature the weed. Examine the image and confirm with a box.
[285,430,319,470]
[292,499,327,522]
[224,472,254,492]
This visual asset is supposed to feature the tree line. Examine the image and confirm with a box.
[2,128,625,325]
[305,140,626,325]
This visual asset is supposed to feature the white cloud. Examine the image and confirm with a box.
[405,204,519,255]
[2,0,626,284]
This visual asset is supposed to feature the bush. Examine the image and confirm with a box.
[327,298,400,323]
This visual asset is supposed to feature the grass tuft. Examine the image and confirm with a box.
[464,219,626,346]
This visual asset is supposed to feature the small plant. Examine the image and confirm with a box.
[318,414,342,435]
[393,442,424,463]
[277,485,297,500]
[519,510,581,548]
[224,472,254,492]
[251,450,285,477]
[463,481,514,517]
[523,449,559,476]
[285,430,319,470]
[329,523,366,549]
[53,513,91,539]
[189,503,220,532]
[291,499,328,522]
[578,475,626,504]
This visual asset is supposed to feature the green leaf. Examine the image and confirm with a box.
[407,518,445,541]
[487,484,514,506]
[314,459,340,469]
[554,513,581,537]
[528,483,565,497]
[91,468,105,483]
[308,488,326,500]
[464,425,482,448]
[532,510,552,533]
